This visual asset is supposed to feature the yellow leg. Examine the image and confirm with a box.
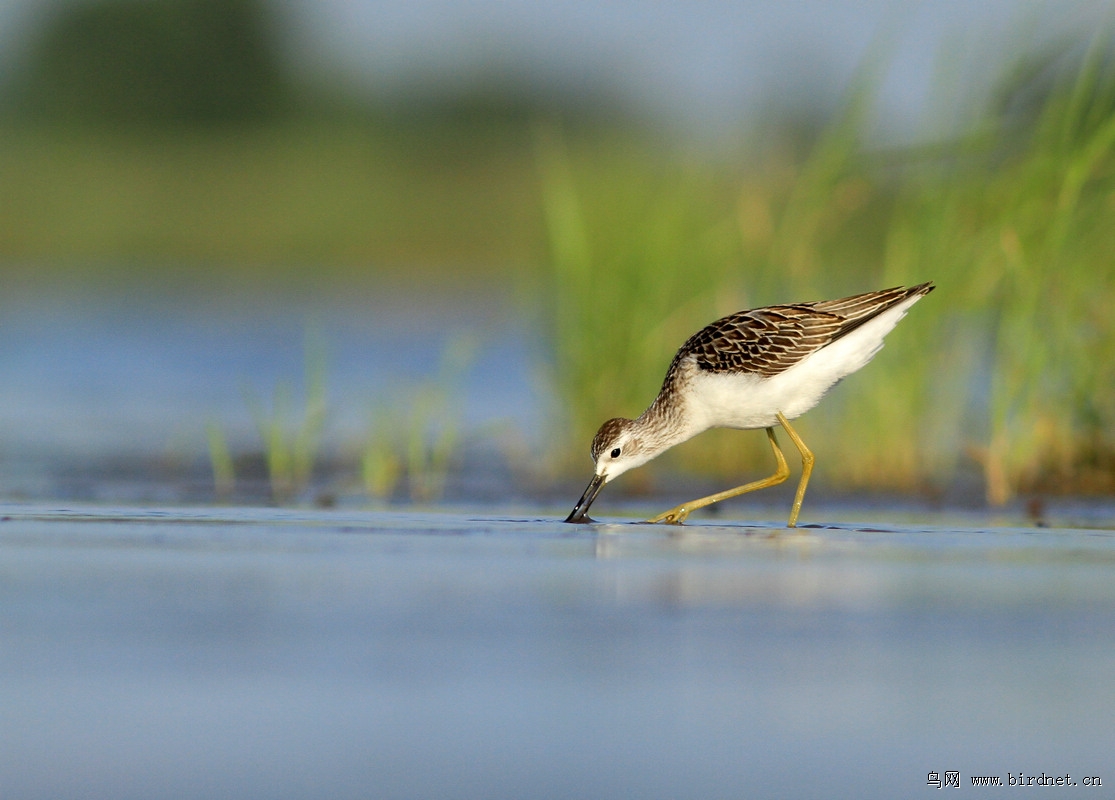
[776,412,814,528]
[645,427,789,524]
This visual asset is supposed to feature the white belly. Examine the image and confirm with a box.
[682,295,920,431]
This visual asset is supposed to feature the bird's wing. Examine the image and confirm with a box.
[809,284,929,319]
[668,284,934,380]
[679,305,846,378]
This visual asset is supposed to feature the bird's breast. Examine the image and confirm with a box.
[682,369,781,430]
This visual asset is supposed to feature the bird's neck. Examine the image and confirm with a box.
[635,383,705,457]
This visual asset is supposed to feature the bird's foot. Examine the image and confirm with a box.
[644,505,691,525]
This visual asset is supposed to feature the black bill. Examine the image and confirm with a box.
[564,473,606,523]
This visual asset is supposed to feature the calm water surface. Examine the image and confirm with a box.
[2,503,1114,799]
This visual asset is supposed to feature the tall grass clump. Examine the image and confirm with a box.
[539,30,1115,503]
[536,92,941,490]
[535,125,748,480]
[948,31,1115,502]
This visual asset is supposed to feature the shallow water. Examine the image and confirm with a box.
[2,503,1113,799]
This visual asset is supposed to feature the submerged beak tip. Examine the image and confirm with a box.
[563,472,607,524]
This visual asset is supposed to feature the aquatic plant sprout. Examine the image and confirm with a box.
[361,333,477,503]
[244,328,328,504]
[205,420,235,501]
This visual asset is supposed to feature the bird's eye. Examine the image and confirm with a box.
[610,448,621,458]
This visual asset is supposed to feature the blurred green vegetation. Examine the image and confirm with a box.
[0,120,544,277]
[0,0,596,280]
[360,335,477,504]
[540,33,1115,504]
[7,0,290,124]
[243,327,328,504]
[1,0,1113,503]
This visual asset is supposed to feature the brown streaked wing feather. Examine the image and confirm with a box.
[813,283,935,339]
[673,305,846,379]
[810,283,933,319]
[810,286,908,317]
[666,283,935,381]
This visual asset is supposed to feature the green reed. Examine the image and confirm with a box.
[360,334,476,503]
[205,420,236,501]
[535,125,746,477]
[970,31,1115,501]
[539,33,1115,502]
[244,328,328,504]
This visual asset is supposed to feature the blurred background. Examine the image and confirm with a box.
[0,0,1112,509]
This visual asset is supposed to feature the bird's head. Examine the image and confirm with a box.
[588,417,658,481]
[564,417,655,523]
